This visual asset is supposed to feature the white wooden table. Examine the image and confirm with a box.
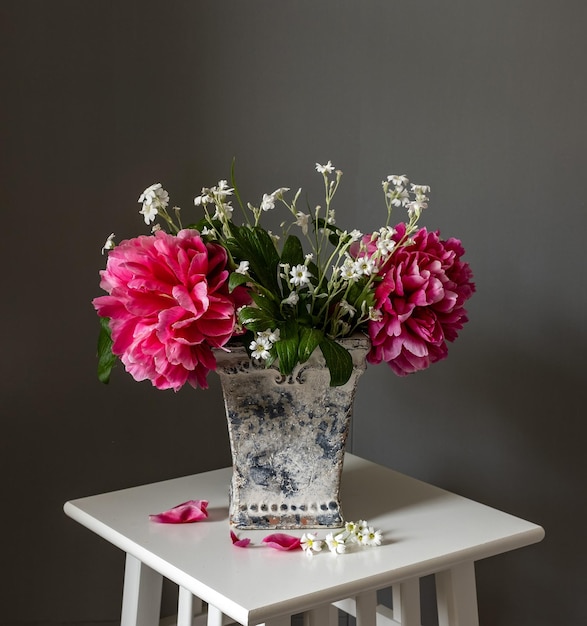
[64,454,544,626]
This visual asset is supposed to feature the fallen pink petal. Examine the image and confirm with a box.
[230,530,251,548]
[149,499,209,523]
[262,533,302,551]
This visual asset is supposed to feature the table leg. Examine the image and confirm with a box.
[120,553,163,626]
[302,603,338,625]
[177,586,195,626]
[435,561,479,626]
[355,590,377,626]
[207,604,224,626]
[392,578,421,626]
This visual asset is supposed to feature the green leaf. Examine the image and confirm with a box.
[281,234,305,267]
[298,327,323,363]
[97,317,117,384]
[250,291,280,317]
[238,306,275,331]
[231,226,281,294]
[319,337,353,387]
[228,271,249,292]
[274,319,299,377]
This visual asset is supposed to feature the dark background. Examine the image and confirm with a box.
[2,2,586,624]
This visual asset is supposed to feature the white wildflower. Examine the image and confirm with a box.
[354,256,377,276]
[215,179,233,199]
[301,533,323,556]
[341,258,361,282]
[101,233,115,254]
[377,237,396,255]
[138,183,169,224]
[325,532,348,555]
[194,190,213,206]
[316,160,335,174]
[290,264,312,287]
[258,328,281,343]
[249,336,272,360]
[282,292,299,306]
[387,186,410,208]
[260,193,276,212]
[272,187,290,199]
[368,307,383,322]
[363,526,382,547]
[411,184,430,196]
[339,300,356,318]
[387,174,409,187]
[295,211,311,236]
[212,202,234,221]
[235,261,250,275]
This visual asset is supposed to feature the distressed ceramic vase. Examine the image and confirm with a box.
[214,335,370,529]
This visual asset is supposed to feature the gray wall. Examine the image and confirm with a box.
[2,1,585,624]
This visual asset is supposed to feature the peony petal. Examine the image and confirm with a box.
[262,533,302,551]
[149,499,209,523]
[230,530,251,548]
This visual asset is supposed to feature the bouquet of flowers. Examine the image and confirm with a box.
[93,161,475,391]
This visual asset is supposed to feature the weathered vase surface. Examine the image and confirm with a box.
[214,335,370,529]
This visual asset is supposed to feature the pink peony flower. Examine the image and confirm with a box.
[93,229,249,391]
[367,224,475,375]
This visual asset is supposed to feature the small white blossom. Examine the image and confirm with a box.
[258,328,281,343]
[194,190,213,206]
[327,209,336,225]
[290,264,312,287]
[260,193,276,212]
[212,202,234,221]
[282,292,299,306]
[339,300,356,318]
[368,307,383,322]
[387,174,409,187]
[363,526,382,547]
[354,256,377,276]
[215,180,233,199]
[138,183,169,224]
[387,186,410,208]
[295,211,311,235]
[235,261,250,275]
[377,237,396,255]
[411,184,430,196]
[272,187,290,199]
[355,520,368,534]
[325,532,348,555]
[101,233,115,254]
[341,258,361,282]
[407,198,427,218]
[301,533,323,556]
[349,229,363,242]
[316,160,335,174]
[249,336,272,360]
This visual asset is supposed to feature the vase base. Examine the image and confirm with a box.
[230,502,345,530]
